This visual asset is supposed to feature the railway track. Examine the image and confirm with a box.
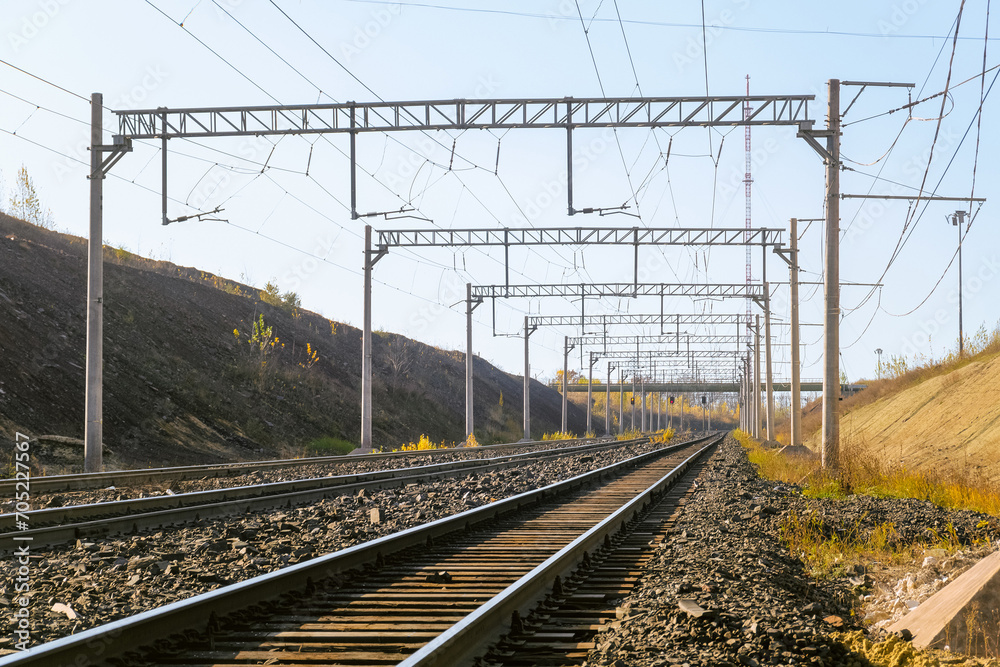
[3,432,721,666]
[0,436,607,495]
[0,438,646,551]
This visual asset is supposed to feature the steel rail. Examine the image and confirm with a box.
[403,434,721,666]
[0,436,604,495]
[0,438,647,552]
[1,434,716,666]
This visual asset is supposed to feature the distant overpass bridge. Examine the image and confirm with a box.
[558,380,868,394]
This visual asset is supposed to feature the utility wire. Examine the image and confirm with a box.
[0,58,90,102]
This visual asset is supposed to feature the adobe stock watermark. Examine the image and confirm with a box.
[379,74,501,193]
[877,0,931,37]
[671,0,752,74]
[52,64,170,184]
[515,127,616,225]
[407,270,468,336]
[280,232,341,293]
[339,3,403,63]
[899,253,1000,358]
[844,125,961,248]
[12,432,32,651]
[717,135,781,200]
[6,0,71,53]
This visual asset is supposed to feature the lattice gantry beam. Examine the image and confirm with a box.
[568,335,743,347]
[376,227,784,249]
[117,95,815,139]
[527,313,747,328]
[473,283,765,300]
[596,349,744,359]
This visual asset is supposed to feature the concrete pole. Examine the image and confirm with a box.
[361,226,374,449]
[84,93,104,473]
[631,375,636,430]
[738,370,744,432]
[586,353,594,435]
[754,315,762,439]
[708,394,712,430]
[522,316,531,440]
[561,336,569,434]
[745,354,752,433]
[618,368,624,435]
[764,281,775,441]
[822,78,842,470]
[605,362,612,435]
[745,358,751,433]
[955,211,966,357]
[465,283,474,440]
[790,217,802,447]
[640,381,646,432]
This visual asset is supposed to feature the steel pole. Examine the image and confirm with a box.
[465,283,474,440]
[790,218,802,447]
[523,316,531,440]
[84,92,104,473]
[361,225,373,449]
[821,79,841,470]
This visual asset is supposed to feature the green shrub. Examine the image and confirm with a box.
[304,436,355,456]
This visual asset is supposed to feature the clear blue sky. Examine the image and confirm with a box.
[1,0,996,386]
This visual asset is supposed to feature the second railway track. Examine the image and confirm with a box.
[0,438,648,551]
[4,432,721,667]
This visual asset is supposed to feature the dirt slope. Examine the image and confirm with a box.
[0,213,584,470]
[804,354,1000,482]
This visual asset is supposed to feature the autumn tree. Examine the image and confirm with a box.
[8,166,53,229]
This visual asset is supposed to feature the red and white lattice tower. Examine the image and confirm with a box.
[743,75,753,345]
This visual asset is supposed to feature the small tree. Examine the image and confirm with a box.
[260,278,300,315]
[233,313,282,391]
[385,339,412,392]
[8,166,53,229]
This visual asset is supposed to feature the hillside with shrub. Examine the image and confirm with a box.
[0,212,585,471]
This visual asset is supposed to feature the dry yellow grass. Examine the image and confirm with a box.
[736,429,1000,577]
[802,354,1000,484]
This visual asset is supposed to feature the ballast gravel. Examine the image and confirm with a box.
[8,440,608,512]
[0,438,667,649]
[583,435,998,667]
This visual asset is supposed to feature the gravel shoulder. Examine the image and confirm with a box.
[584,435,999,667]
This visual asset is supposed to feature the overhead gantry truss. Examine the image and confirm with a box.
[373,227,785,289]
[527,313,747,328]
[567,334,743,347]
[376,227,783,248]
[593,349,743,359]
[117,95,815,139]
[473,283,766,300]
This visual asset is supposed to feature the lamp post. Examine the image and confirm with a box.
[875,348,883,380]
[950,210,967,357]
